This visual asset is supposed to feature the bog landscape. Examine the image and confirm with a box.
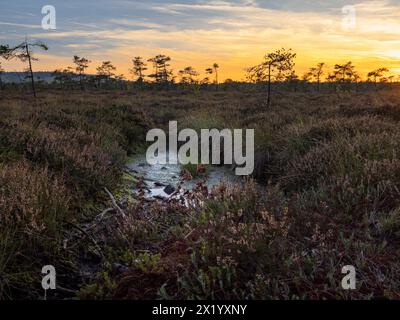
[0,0,400,300]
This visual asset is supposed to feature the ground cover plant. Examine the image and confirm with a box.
[1,88,400,299]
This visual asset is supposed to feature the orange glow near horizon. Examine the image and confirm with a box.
[2,1,400,82]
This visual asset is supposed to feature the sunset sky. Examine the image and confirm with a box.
[1,0,400,81]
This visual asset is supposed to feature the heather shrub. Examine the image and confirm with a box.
[82,104,151,154]
[0,161,70,298]
[175,178,400,299]
[3,122,124,198]
[177,181,293,299]
[0,161,70,234]
[0,100,153,202]
[2,89,400,300]
[281,129,400,187]
[0,92,152,298]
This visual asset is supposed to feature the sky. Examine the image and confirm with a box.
[1,0,400,81]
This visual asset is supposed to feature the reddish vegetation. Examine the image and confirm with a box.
[1,89,400,300]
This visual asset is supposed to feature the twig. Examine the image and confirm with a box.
[104,187,126,217]
[95,207,115,222]
[184,228,195,240]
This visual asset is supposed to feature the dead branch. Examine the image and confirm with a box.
[95,207,115,222]
[104,187,126,217]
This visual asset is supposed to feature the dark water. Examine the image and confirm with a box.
[127,151,239,199]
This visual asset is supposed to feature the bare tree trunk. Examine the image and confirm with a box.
[267,63,271,108]
[215,68,219,91]
[26,43,36,98]
[139,70,143,84]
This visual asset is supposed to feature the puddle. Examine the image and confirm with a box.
[127,151,239,200]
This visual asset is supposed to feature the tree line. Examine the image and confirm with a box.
[246,48,398,107]
[0,41,221,95]
[53,55,220,88]
[1,41,399,105]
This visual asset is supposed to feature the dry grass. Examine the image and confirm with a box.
[1,88,400,299]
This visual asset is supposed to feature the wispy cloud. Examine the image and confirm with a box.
[0,21,42,29]
[108,19,164,29]
[1,0,400,80]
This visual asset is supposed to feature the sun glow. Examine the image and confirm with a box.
[385,51,400,59]
[2,1,400,81]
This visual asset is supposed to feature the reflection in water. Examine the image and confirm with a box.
[127,151,239,199]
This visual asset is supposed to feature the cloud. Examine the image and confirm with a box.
[2,0,400,80]
[0,22,42,29]
[107,19,164,29]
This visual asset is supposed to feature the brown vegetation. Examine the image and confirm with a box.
[1,88,400,299]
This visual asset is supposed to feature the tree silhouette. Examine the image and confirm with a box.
[0,45,12,90]
[5,40,48,98]
[130,57,147,82]
[179,66,199,84]
[206,63,220,89]
[325,73,337,83]
[200,77,210,85]
[307,62,325,91]
[285,71,300,92]
[247,48,296,107]
[96,61,116,87]
[52,67,74,89]
[367,67,389,88]
[73,56,91,91]
[114,74,126,90]
[302,72,312,83]
[148,55,172,83]
[333,61,355,82]
[0,45,12,59]
[323,62,357,92]
[0,45,7,56]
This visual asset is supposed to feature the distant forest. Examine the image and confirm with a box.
[1,42,399,103]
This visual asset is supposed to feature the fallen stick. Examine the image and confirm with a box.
[95,207,115,222]
[104,187,126,218]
